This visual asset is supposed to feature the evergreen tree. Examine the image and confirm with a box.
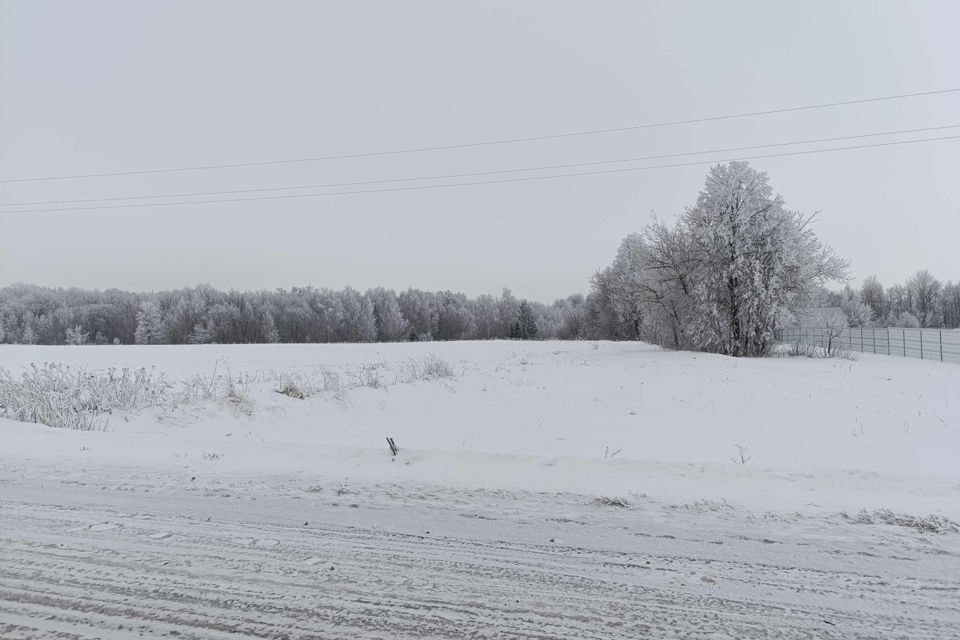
[189,323,213,344]
[134,302,165,345]
[262,309,281,343]
[512,301,538,340]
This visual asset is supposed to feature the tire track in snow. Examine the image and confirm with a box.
[1,479,959,638]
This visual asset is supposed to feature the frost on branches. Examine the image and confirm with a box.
[595,162,848,357]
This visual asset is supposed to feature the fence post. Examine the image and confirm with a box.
[860,327,864,352]
[872,328,876,353]
[941,330,944,362]
[902,329,906,357]
[920,330,924,360]
[887,328,890,355]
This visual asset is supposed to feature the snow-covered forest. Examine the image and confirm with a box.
[0,284,577,346]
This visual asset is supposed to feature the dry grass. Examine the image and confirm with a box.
[846,509,959,534]
[2,354,457,431]
[274,355,456,401]
[0,364,171,431]
[0,362,254,430]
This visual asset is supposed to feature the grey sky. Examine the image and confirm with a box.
[1,0,958,302]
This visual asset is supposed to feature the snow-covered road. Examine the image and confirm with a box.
[2,464,958,639]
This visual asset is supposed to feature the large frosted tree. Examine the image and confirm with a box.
[682,162,848,355]
[592,162,847,356]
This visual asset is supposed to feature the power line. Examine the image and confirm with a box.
[2,125,956,207]
[1,88,957,183]
[2,135,956,215]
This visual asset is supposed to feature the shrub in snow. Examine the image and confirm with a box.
[895,311,920,329]
[277,378,307,399]
[275,370,344,400]
[353,364,386,389]
[730,444,751,464]
[781,337,854,360]
[396,355,455,383]
[593,496,630,508]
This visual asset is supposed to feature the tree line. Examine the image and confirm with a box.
[832,272,960,329]
[0,283,592,346]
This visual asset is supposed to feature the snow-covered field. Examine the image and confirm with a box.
[1,341,959,638]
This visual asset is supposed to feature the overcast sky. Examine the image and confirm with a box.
[1,1,958,301]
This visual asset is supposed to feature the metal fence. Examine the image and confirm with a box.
[774,326,960,363]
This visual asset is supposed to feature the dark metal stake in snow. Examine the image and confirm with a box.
[386,437,398,457]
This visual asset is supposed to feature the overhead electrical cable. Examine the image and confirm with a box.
[1,135,956,214]
[1,88,957,183]
[1,125,956,208]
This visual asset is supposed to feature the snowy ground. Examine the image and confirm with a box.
[1,341,958,638]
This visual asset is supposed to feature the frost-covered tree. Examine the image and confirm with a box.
[470,294,500,339]
[20,324,36,345]
[885,284,910,323]
[553,294,587,340]
[436,291,475,340]
[189,323,214,344]
[630,220,698,348]
[495,288,519,337]
[64,324,89,345]
[680,162,847,355]
[262,310,281,343]
[367,288,408,342]
[398,289,438,340]
[164,286,213,344]
[206,295,278,344]
[336,288,376,342]
[134,301,166,345]
[941,282,960,329]
[591,162,847,355]
[860,276,888,326]
[589,234,652,340]
[907,270,942,327]
[841,286,873,327]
